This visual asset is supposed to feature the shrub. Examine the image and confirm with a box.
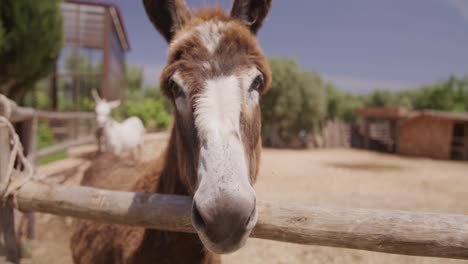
[125,98,172,130]
[37,121,54,149]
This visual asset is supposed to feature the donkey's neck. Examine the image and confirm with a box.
[155,126,192,195]
[129,126,219,264]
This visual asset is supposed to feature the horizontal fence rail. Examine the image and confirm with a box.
[4,179,468,260]
[1,95,95,122]
[11,109,95,122]
[36,111,95,120]
[36,136,95,158]
[1,95,97,161]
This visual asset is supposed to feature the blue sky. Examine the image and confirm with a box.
[113,0,468,93]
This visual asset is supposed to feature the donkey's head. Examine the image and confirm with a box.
[144,0,272,254]
[92,90,120,128]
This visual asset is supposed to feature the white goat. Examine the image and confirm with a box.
[92,90,145,158]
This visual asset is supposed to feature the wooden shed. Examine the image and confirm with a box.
[48,0,130,110]
[398,111,468,160]
[355,107,409,153]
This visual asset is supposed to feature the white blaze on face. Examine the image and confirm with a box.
[171,67,262,250]
[193,67,261,140]
[194,76,241,141]
[192,67,262,204]
[194,74,252,216]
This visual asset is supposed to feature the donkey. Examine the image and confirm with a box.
[92,90,145,157]
[71,0,272,263]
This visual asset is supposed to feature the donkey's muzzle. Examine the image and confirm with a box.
[191,188,257,254]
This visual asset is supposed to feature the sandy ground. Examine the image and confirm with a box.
[7,135,468,264]
[224,149,468,264]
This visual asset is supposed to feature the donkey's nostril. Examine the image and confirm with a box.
[192,202,206,231]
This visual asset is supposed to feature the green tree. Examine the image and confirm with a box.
[364,89,411,108]
[0,0,63,102]
[261,58,327,148]
[401,76,468,112]
[126,65,144,92]
[324,82,364,122]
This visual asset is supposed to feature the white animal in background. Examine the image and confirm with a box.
[92,90,145,158]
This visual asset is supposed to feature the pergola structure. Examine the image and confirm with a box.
[49,0,130,110]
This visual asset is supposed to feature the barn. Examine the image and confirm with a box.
[355,107,468,161]
[398,111,468,160]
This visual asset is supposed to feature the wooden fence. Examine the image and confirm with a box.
[0,95,95,263]
[1,95,96,160]
[2,99,468,262]
[322,119,351,148]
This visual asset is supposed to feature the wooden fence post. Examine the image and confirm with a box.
[16,116,38,241]
[0,123,20,263]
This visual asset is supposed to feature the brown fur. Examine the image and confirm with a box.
[71,130,221,264]
[71,3,271,264]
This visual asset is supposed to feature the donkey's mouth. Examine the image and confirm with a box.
[195,226,255,254]
[191,204,258,254]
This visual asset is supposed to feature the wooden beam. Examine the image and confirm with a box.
[6,179,468,260]
[36,111,95,120]
[363,118,370,149]
[0,124,20,263]
[36,136,95,158]
[101,9,111,99]
[1,95,95,122]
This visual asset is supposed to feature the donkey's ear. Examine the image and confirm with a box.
[230,0,272,34]
[143,0,192,43]
[91,89,101,103]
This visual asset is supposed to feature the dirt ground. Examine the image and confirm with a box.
[13,135,468,264]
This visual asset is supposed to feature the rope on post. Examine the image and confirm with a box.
[0,116,34,202]
[0,94,14,120]
[0,95,36,264]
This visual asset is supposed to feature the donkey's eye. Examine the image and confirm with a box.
[249,76,264,92]
[169,80,184,98]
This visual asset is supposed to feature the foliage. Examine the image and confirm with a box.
[407,76,468,112]
[0,0,63,102]
[362,76,468,112]
[127,65,144,92]
[37,121,54,149]
[365,89,410,108]
[38,150,67,165]
[117,65,169,128]
[261,58,327,147]
[325,82,364,122]
[125,87,172,130]
[322,75,468,122]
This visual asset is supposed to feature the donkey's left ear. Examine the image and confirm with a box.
[230,0,272,34]
[91,89,101,103]
[143,0,192,43]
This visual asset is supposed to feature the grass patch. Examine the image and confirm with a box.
[38,150,68,165]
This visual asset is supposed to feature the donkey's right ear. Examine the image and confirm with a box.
[143,0,192,43]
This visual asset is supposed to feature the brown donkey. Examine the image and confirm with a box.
[70,0,272,263]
